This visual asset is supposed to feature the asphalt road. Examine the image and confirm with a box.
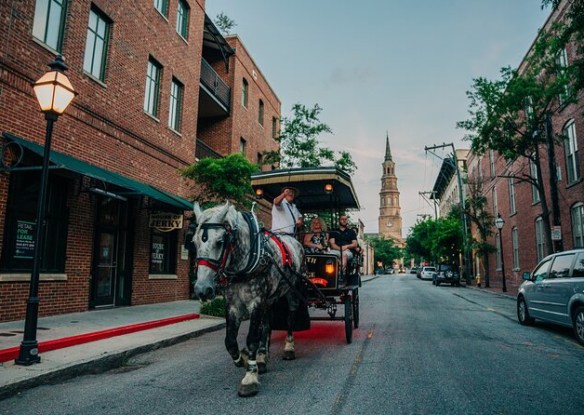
[1,274,582,415]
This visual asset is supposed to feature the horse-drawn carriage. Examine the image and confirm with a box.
[190,166,361,396]
[250,167,361,344]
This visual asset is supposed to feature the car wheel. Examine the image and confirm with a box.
[517,297,534,326]
[572,306,584,346]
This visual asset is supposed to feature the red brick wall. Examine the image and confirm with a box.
[0,0,207,321]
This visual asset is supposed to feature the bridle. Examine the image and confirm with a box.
[195,222,237,279]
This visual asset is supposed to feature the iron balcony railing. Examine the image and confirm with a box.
[195,140,222,160]
[200,58,230,110]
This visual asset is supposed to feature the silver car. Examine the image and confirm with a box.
[419,266,436,280]
[517,249,584,345]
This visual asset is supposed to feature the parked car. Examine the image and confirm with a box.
[410,267,419,275]
[517,249,584,345]
[433,263,461,286]
[419,266,436,280]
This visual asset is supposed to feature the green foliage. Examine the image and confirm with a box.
[199,297,226,318]
[406,217,463,265]
[263,103,357,174]
[214,12,236,35]
[365,235,403,268]
[180,153,259,207]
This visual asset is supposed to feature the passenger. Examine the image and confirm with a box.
[329,215,358,271]
[303,216,330,254]
[271,186,303,236]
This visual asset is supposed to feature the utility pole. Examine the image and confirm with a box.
[425,143,472,284]
[419,191,438,219]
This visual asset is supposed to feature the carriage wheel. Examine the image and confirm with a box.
[352,288,359,329]
[344,294,353,344]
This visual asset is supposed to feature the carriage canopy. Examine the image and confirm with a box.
[250,167,360,213]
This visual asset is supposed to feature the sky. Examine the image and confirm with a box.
[205,0,552,235]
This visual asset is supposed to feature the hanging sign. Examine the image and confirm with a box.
[149,213,183,232]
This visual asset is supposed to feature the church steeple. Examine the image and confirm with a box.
[379,134,403,243]
[385,132,392,161]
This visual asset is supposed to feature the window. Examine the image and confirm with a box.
[563,121,580,184]
[240,138,246,154]
[574,252,584,278]
[272,116,278,139]
[549,253,575,279]
[154,0,169,17]
[557,48,571,105]
[478,156,483,182]
[489,150,495,178]
[0,171,69,273]
[508,177,516,214]
[144,58,162,117]
[512,227,519,270]
[33,0,68,51]
[150,229,177,274]
[176,0,189,39]
[258,99,264,126]
[572,203,584,248]
[492,186,498,217]
[533,257,552,282]
[83,7,110,81]
[168,78,184,132]
[242,78,248,108]
[530,159,540,203]
[535,217,546,262]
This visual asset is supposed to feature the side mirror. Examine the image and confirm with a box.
[522,271,531,281]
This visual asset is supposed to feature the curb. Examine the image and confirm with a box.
[0,321,226,401]
[0,314,200,364]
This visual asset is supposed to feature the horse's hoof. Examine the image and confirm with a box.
[283,351,295,360]
[238,384,259,397]
[234,350,250,368]
[238,370,260,397]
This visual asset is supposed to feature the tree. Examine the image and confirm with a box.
[214,12,236,35]
[366,235,403,269]
[456,13,580,254]
[180,153,259,208]
[406,216,464,265]
[263,103,357,174]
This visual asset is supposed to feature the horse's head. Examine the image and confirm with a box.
[192,202,238,301]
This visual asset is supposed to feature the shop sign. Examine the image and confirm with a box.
[149,213,183,232]
[15,220,35,259]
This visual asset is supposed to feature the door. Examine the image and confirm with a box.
[91,197,132,308]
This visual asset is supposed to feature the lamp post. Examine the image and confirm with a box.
[494,214,507,293]
[15,56,77,365]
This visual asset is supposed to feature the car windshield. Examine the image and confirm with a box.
[440,265,454,271]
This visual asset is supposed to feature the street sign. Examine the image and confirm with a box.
[552,226,562,241]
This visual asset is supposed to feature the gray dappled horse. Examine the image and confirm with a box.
[191,202,305,397]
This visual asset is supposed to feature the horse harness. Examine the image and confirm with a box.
[195,211,293,285]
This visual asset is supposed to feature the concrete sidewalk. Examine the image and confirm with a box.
[0,300,225,400]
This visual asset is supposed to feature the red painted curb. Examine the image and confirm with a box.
[0,313,200,363]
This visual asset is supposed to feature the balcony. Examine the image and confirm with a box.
[195,140,222,160]
[199,58,230,118]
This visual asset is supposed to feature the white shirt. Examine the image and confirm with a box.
[271,199,301,234]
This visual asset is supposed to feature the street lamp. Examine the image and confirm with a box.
[494,214,507,293]
[15,56,77,365]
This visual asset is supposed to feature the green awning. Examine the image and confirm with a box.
[2,132,192,211]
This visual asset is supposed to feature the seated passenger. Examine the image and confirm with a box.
[303,216,330,254]
[329,215,358,271]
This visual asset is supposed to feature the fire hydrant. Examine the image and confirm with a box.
[475,274,481,287]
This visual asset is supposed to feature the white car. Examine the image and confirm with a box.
[420,266,436,280]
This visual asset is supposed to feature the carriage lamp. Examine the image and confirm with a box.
[324,183,333,194]
[16,56,77,366]
[325,259,335,274]
[254,188,264,199]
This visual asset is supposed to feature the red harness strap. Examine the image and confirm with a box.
[265,231,293,267]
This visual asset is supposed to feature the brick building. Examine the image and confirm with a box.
[0,1,280,321]
[462,1,584,292]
